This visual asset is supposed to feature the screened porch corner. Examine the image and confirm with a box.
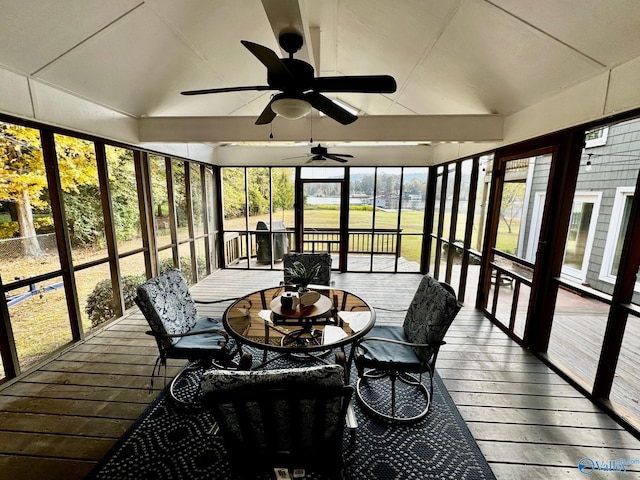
[0,269,639,480]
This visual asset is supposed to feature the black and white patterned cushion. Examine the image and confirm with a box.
[136,269,199,352]
[402,275,461,363]
[202,364,344,392]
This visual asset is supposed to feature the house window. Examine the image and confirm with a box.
[585,127,609,148]
[561,193,601,283]
[600,187,635,284]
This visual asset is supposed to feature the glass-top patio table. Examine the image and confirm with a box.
[222,285,376,371]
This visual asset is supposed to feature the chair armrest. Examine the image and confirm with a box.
[145,328,229,341]
[357,336,446,349]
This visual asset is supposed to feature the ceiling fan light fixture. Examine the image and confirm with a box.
[271,97,312,120]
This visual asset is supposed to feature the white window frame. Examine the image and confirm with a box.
[526,192,545,263]
[561,192,602,283]
[599,187,638,291]
[585,126,609,148]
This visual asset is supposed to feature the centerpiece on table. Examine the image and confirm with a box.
[284,261,322,306]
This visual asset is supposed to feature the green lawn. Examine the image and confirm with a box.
[225,206,425,231]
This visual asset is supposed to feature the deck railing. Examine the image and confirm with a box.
[303,228,399,254]
[223,228,400,265]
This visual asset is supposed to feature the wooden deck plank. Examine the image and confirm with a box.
[66,344,158,356]
[477,440,640,471]
[38,359,181,377]
[437,359,555,372]
[467,423,640,449]
[57,351,165,366]
[449,391,604,412]
[458,405,623,429]
[0,456,95,480]
[437,367,566,384]
[443,378,583,396]
[0,396,145,419]
[19,371,159,390]
[0,431,113,460]
[1,383,160,404]
[488,464,585,479]
[437,350,542,363]
[0,411,130,437]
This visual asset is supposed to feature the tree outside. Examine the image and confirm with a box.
[1,122,153,372]
[1,123,52,258]
[222,167,294,228]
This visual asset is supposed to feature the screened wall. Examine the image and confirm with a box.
[0,118,219,381]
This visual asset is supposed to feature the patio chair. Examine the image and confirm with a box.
[353,274,461,423]
[201,364,353,480]
[281,252,335,351]
[135,269,247,406]
[283,252,333,287]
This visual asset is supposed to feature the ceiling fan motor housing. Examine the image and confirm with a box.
[268,58,314,91]
[311,144,328,155]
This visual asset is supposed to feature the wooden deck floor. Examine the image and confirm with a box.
[1,269,639,480]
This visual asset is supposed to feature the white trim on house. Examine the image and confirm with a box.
[561,192,602,283]
[599,186,639,291]
[526,192,545,263]
[585,126,609,149]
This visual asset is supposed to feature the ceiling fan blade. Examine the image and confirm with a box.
[329,153,354,159]
[312,75,397,93]
[324,154,349,163]
[306,93,357,125]
[306,155,326,164]
[181,85,274,96]
[255,100,277,125]
[241,40,294,80]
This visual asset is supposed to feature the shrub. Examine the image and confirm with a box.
[159,256,206,284]
[0,220,19,238]
[34,217,54,234]
[349,205,374,212]
[85,274,145,328]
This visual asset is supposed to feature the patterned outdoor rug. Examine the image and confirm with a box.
[88,353,495,480]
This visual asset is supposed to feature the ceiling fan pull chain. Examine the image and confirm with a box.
[269,122,273,139]
[309,114,313,143]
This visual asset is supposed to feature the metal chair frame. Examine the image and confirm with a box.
[354,278,460,423]
[134,269,246,407]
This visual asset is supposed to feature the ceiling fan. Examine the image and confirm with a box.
[181,32,396,125]
[286,144,353,163]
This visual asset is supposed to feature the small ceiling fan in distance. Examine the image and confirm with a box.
[285,144,353,163]
[181,32,396,125]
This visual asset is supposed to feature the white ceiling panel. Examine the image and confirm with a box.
[406,0,602,115]
[0,0,141,75]
[34,4,241,117]
[148,0,278,92]
[491,0,640,66]
[336,1,462,95]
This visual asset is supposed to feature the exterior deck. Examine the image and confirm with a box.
[0,270,639,480]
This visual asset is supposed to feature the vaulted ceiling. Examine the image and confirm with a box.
[2,0,640,165]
